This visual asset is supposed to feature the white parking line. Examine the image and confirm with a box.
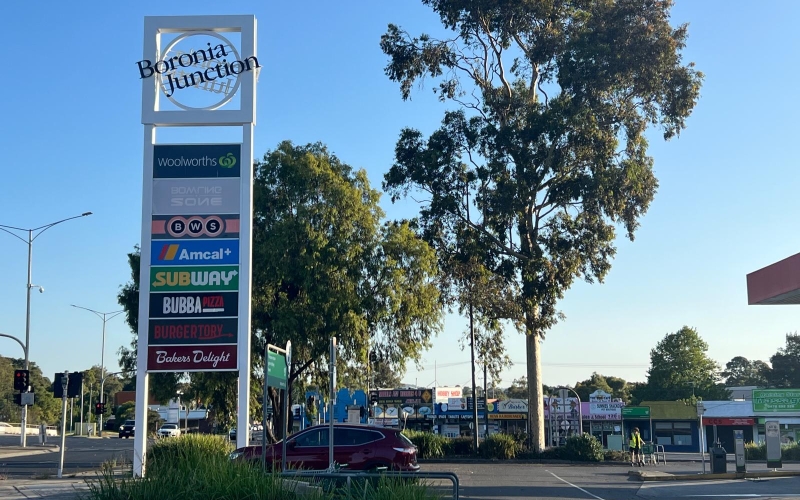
[545,470,606,500]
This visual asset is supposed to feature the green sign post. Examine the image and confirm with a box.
[753,389,800,412]
[267,351,287,390]
[622,406,651,418]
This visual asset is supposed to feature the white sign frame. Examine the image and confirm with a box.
[135,15,256,478]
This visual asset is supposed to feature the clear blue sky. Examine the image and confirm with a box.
[1,1,798,392]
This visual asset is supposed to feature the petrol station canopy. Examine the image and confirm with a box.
[747,252,800,305]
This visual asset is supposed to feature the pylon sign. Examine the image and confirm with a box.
[135,15,258,478]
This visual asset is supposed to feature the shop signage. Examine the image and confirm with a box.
[434,387,462,403]
[150,239,239,266]
[147,344,237,371]
[621,406,651,418]
[589,401,624,420]
[152,178,241,215]
[448,397,465,410]
[370,389,433,406]
[136,31,260,109]
[753,389,800,412]
[153,144,241,178]
[152,215,240,239]
[148,318,237,344]
[497,399,528,413]
[149,291,239,318]
[490,414,525,420]
[704,418,755,426]
[150,266,239,292]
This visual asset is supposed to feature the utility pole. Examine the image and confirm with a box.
[57,371,69,478]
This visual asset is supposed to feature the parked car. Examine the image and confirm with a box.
[229,424,419,472]
[157,423,181,438]
[119,420,135,439]
[229,427,236,440]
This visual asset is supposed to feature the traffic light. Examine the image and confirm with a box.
[14,370,29,391]
[94,402,104,415]
[370,392,378,405]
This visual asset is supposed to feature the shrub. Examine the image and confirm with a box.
[603,450,627,462]
[562,434,604,462]
[745,441,765,461]
[149,434,233,469]
[449,437,474,456]
[480,433,520,460]
[402,430,447,459]
[782,443,800,461]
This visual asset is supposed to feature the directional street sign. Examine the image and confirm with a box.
[267,350,287,390]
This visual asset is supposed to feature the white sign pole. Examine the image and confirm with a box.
[57,371,68,479]
[328,337,337,469]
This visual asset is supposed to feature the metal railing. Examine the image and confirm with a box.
[280,470,460,499]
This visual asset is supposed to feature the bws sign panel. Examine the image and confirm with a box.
[149,318,237,344]
[154,144,241,178]
[151,239,239,265]
[152,178,240,215]
[149,292,238,318]
[147,345,237,372]
[152,215,239,239]
[150,265,239,291]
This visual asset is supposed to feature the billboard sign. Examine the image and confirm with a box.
[753,389,800,412]
[152,178,241,215]
[150,239,239,266]
[153,144,241,178]
[149,291,238,318]
[150,266,239,292]
[152,215,240,239]
[148,318,238,345]
[147,345,237,371]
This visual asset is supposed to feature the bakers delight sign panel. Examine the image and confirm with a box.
[148,345,237,371]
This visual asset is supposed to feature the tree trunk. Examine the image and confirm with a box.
[526,331,545,452]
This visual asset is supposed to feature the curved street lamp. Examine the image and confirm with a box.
[0,212,92,446]
[71,305,124,437]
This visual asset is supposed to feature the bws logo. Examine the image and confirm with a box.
[150,239,239,265]
[149,292,238,318]
[153,144,241,178]
[151,215,239,239]
[150,265,239,291]
[148,318,238,345]
[152,179,240,215]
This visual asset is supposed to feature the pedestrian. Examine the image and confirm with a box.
[629,427,644,466]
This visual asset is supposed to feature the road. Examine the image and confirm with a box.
[421,462,800,499]
[0,435,134,478]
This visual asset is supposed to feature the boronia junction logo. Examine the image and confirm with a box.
[136,31,260,110]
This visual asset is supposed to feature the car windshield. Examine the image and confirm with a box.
[397,432,415,447]
[161,424,178,429]
[124,421,135,426]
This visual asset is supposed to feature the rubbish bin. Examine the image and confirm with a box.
[710,446,727,474]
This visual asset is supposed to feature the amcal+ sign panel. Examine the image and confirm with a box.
[147,344,237,372]
[152,178,240,215]
[150,239,239,266]
[153,144,241,178]
[149,292,238,318]
[151,214,240,239]
[150,265,239,292]
[148,318,237,345]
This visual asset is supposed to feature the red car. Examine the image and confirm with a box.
[229,424,419,472]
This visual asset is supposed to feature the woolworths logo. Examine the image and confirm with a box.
[219,153,236,168]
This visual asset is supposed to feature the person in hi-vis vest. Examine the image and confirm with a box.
[629,427,645,466]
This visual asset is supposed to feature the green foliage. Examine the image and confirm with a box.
[147,409,163,436]
[115,402,135,424]
[562,434,604,462]
[640,326,729,401]
[768,333,800,388]
[505,377,529,400]
[381,0,702,450]
[402,430,447,459]
[603,450,628,462]
[480,433,520,460]
[573,373,633,404]
[721,356,770,387]
[149,433,233,467]
[0,356,61,424]
[744,442,800,461]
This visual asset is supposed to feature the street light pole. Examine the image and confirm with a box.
[71,306,123,438]
[0,212,92,447]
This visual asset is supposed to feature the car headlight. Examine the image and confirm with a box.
[229,451,244,460]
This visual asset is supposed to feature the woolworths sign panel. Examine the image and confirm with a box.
[753,389,800,412]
